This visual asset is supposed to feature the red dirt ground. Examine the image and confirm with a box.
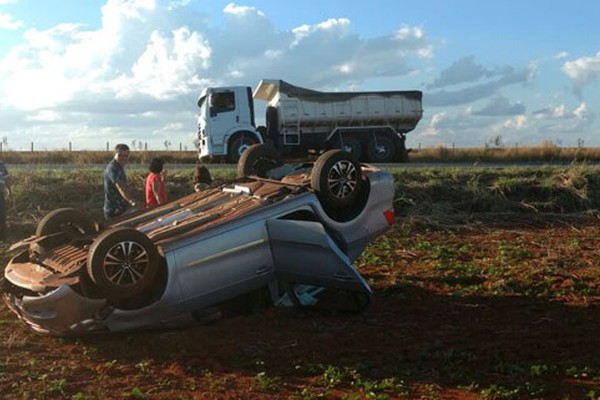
[1,217,600,399]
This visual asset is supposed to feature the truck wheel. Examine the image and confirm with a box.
[36,208,96,238]
[237,144,284,178]
[367,135,396,163]
[87,227,160,301]
[228,134,258,163]
[336,136,363,161]
[311,150,363,211]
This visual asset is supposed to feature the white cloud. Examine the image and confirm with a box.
[420,112,446,137]
[533,103,576,120]
[503,115,527,130]
[562,51,600,97]
[223,3,264,18]
[0,12,22,29]
[555,51,568,60]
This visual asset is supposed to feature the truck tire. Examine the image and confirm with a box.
[336,136,363,161]
[36,208,96,238]
[367,135,396,163]
[237,144,284,178]
[228,133,258,163]
[86,227,160,301]
[311,150,363,214]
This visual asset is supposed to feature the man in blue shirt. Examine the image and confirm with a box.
[103,144,138,220]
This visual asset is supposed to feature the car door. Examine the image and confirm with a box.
[266,219,372,311]
[171,220,275,312]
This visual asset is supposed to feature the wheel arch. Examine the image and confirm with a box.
[225,129,264,162]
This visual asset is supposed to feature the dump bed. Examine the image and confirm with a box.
[254,79,423,133]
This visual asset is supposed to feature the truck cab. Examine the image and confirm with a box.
[197,86,263,162]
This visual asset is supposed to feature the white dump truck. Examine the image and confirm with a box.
[197,79,423,163]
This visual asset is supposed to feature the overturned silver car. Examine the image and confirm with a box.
[2,146,395,335]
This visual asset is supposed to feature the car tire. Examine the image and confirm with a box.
[237,143,284,178]
[311,150,363,211]
[86,227,160,301]
[36,208,96,238]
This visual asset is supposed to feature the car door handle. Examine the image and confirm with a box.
[333,272,353,282]
[255,266,271,275]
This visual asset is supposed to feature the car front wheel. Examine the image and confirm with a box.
[86,227,160,301]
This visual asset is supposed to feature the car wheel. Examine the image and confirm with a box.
[36,208,96,238]
[237,144,284,178]
[87,227,160,300]
[228,133,258,163]
[311,150,363,211]
[366,135,396,163]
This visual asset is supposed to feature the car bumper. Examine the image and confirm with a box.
[3,285,108,336]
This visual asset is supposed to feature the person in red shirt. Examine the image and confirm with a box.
[145,158,167,208]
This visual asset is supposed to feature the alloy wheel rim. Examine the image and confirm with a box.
[327,160,358,199]
[103,241,149,286]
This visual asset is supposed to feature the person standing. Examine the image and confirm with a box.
[103,143,138,219]
[145,157,167,208]
[0,160,10,240]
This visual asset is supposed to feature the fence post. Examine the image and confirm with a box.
[31,142,34,152]
[106,142,109,152]
[69,142,72,152]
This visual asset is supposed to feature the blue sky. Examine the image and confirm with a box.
[0,0,599,151]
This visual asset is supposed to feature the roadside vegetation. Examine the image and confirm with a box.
[1,141,600,165]
[5,160,600,226]
[1,157,600,399]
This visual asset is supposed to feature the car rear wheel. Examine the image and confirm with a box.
[311,150,364,214]
[36,208,96,238]
[237,143,284,178]
[87,227,160,301]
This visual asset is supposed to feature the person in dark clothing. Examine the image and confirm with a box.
[193,162,213,192]
[0,161,10,240]
[103,144,138,220]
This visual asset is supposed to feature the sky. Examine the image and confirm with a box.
[0,0,599,152]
